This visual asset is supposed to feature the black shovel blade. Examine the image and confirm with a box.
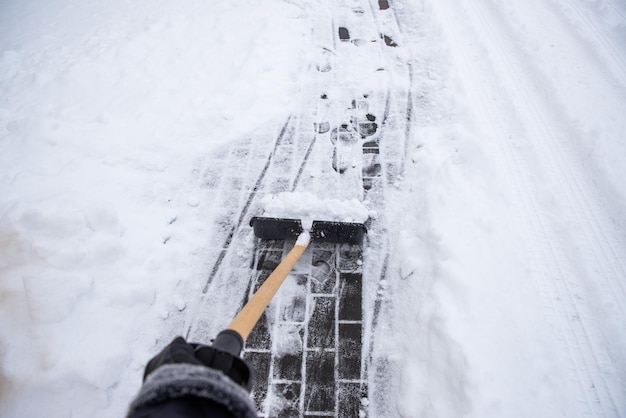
[311,220,367,245]
[250,217,367,245]
[249,217,303,240]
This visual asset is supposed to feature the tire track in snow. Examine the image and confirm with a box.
[451,0,624,415]
[479,0,626,316]
[478,0,626,323]
[184,118,299,341]
[548,0,626,88]
[201,116,294,293]
[478,2,622,414]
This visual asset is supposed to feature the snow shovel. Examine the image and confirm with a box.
[229,216,366,339]
[202,216,366,389]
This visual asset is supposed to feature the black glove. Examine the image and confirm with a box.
[129,336,257,418]
[142,336,252,391]
[143,337,206,381]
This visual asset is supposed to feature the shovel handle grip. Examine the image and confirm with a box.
[228,241,309,341]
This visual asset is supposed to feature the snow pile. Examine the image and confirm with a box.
[0,0,305,417]
[260,192,370,229]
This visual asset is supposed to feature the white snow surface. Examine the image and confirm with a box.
[1,0,626,417]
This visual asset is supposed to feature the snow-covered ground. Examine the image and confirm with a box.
[1,0,625,417]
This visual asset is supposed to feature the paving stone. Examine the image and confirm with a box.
[338,323,362,380]
[270,383,301,418]
[311,249,336,294]
[307,297,336,348]
[337,244,363,273]
[305,351,336,413]
[281,274,308,322]
[246,312,271,350]
[256,249,284,271]
[273,324,303,381]
[338,382,365,418]
[244,351,271,411]
[338,273,362,321]
[273,352,303,381]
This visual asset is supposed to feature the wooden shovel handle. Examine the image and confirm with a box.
[228,241,309,341]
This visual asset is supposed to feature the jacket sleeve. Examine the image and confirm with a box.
[126,363,258,418]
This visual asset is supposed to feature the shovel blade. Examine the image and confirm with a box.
[250,217,366,245]
[311,220,367,245]
[249,217,303,240]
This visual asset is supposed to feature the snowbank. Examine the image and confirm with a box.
[0,0,306,417]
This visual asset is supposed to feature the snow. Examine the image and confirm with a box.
[0,0,305,416]
[295,231,312,247]
[1,0,626,417]
[260,192,370,227]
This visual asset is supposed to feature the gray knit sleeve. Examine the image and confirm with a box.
[126,363,257,418]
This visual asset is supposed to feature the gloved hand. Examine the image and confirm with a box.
[142,335,252,391]
[129,336,257,418]
[143,336,207,381]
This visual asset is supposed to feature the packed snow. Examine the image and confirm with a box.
[1,0,625,417]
